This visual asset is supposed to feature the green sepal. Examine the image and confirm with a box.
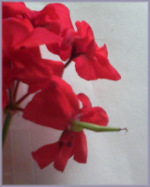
[2,111,13,146]
[72,120,127,133]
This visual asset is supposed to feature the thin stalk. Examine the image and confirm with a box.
[73,120,128,132]
[64,58,73,68]
[8,88,13,106]
[13,80,20,102]
[15,107,24,111]
[64,51,83,68]
[15,93,30,105]
[2,111,13,146]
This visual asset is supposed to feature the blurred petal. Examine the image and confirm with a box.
[98,44,108,58]
[54,144,73,172]
[51,3,74,31]
[3,18,32,52]
[34,3,73,32]
[23,76,80,130]
[80,107,109,126]
[16,27,62,49]
[75,54,121,80]
[74,131,88,163]
[77,93,92,109]
[42,59,64,77]
[2,2,31,19]
[32,142,60,169]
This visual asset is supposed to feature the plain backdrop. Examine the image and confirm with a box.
[2,1,148,185]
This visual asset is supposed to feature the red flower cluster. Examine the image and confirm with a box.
[2,2,121,172]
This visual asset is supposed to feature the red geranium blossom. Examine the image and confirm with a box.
[3,2,121,82]
[2,2,124,173]
[2,2,73,33]
[23,77,109,171]
[2,17,64,108]
[2,2,73,46]
[23,76,109,130]
[23,76,109,171]
[32,130,87,172]
[2,2,73,58]
[47,20,121,81]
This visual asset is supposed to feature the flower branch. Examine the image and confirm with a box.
[2,2,125,172]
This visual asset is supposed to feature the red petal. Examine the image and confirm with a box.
[76,21,94,41]
[98,44,108,58]
[10,48,53,93]
[59,29,76,60]
[23,76,80,130]
[80,107,109,126]
[3,14,62,51]
[16,27,62,49]
[2,2,31,19]
[32,142,60,169]
[77,93,92,109]
[34,3,73,32]
[45,3,74,31]
[42,59,64,77]
[54,130,75,172]
[33,4,59,26]
[75,21,96,57]
[54,143,73,172]
[3,18,32,52]
[96,53,121,80]
[10,47,64,93]
[72,21,121,81]
[75,54,121,81]
[74,131,88,163]
[47,28,75,61]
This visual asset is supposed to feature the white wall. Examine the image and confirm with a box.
[3,2,148,185]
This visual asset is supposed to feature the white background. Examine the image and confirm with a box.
[3,1,148,185]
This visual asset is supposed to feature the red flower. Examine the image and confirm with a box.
[3,18,64,90]
[3,2,73,33]
[3,2,121,82]
[32,130,87,172]
[2,2,73,57]
[23,76,109,130]
[23,77,108,171]
[3,17,62,51]
[52,21,121,81]
[74,42,121,81]
[11,48,64,93]
[2,17,64,109]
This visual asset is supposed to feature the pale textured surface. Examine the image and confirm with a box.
[3,2,148,185]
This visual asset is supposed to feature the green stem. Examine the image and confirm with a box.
[2,111,13,146]
[73,120,127,132]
